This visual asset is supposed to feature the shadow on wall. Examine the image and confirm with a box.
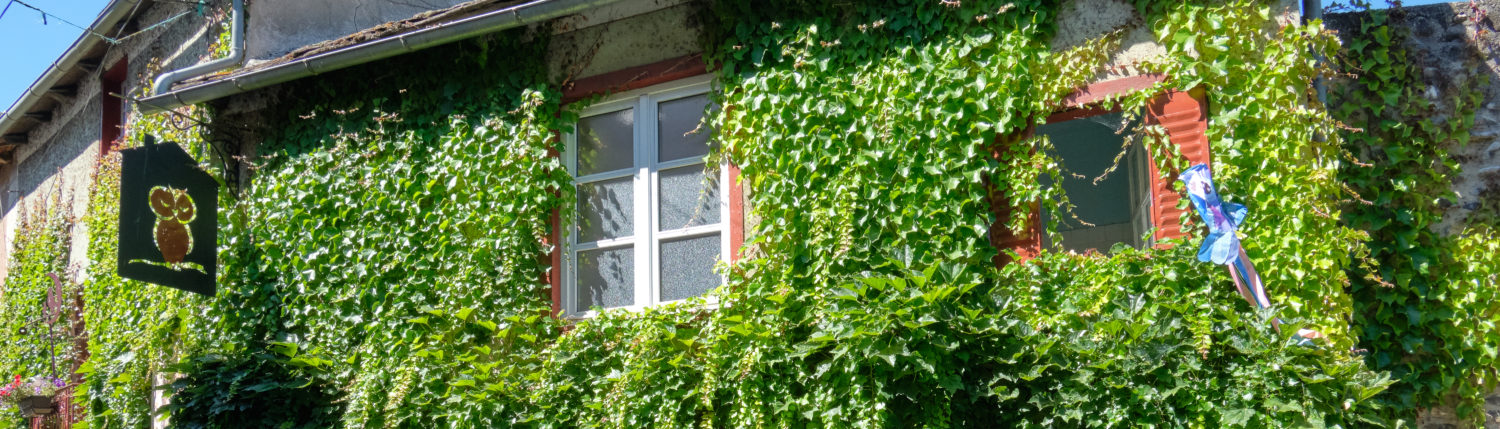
[6,93,104,221]
[1325,1,1500,427]
[1327,1,1500,232]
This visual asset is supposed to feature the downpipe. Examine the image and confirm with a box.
[151,0,244,97]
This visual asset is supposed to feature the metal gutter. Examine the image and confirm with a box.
[138,0,626,114]
[151,0,243,97]
[0,0,143,144]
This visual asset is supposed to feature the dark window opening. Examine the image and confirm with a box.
[1037,111,1152,254]
[101,58,128,156]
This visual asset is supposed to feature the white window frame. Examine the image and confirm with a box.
[562,75,729,317]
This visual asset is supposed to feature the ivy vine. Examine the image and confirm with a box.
[1331,1,1500,423]
[9,0,1496,427]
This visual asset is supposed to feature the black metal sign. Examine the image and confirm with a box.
[117,140,217,296]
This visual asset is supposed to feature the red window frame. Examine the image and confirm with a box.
[991,74,1211,264]
[101,57,128,156]
[545,54,745,317]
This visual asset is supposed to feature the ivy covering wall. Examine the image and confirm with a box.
[1,0,1494,428]
[0,192,77,392]
[1331,1,1500,421]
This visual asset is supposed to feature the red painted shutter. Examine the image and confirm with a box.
[545,144,564,318]
[1144,87,1211,244]
[100,58,127,156]
[989,129,1041,266]
[728,163,746,262]
[990,201,1041,265]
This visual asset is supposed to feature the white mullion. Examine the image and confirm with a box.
[572,237,635,252]
[656,224,725,241]
[635,94,656,308]
[718,162,731,287]
[575,168,637,184]
[563,126,578,314]
[657,157,707,171]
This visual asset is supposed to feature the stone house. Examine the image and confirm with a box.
[0,0,1495,427]
[0,0,1272,316]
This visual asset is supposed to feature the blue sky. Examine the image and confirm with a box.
[0,0,1469,116]
[0,0,111,114]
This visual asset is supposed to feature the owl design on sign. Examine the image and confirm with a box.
[149,186,195,265]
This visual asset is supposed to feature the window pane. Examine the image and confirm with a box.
[658,165,720,231]
[578,246,634,309]
[1036,111,1147,253]
[577,176,633,242]
[659,234,721,302]
[578,108,635,176]
[658,94,716,163]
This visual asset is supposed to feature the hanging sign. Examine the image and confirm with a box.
[117,139,217,296]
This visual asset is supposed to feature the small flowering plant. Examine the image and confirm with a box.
[0,375,65,407]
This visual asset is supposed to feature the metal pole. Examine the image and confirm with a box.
[1304,0,1327,105]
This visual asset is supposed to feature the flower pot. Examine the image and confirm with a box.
[16,395,54,416]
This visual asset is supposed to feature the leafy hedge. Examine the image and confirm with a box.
[5,0,1494,427]
[1331,2,1500,422]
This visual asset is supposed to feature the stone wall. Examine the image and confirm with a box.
[245,0,472,61]
[1325,1,1500,234]
[1327,1,1500,428]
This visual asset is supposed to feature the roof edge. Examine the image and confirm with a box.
[0,0,145,144]
[137,0,626,115]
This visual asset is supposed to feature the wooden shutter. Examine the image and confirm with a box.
[989,128,1041,266]
[101,58,127,156]
[728,163,746,262]
[1144,86,1211,244]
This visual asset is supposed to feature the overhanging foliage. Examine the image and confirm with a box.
[1,0,1493,428]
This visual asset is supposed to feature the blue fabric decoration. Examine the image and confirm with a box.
[1179,164,1248,265]
[1179,164,1322,344]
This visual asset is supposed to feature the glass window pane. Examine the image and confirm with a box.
[1036,111,1146,254]
[577,108,635,176]
[577,176,633,242]
[659,234,721,302]
[658,94,717,163]
[577,246,634,309]
[658,165,720,231]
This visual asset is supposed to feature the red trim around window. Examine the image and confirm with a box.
[550,54,743,316]
[728,163,745,262]
[1059,73,1166,108]
[548,195,563,318]
[101,58,128,156]
[562,54,709,104]
[992,74,1210,263]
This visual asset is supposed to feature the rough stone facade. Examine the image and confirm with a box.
[1409,1,1500,235]
[1328,1,1500,428]
[245,0,473,61]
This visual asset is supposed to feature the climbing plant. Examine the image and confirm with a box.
[71,15,225,425]
[17,0,1486,427]
[1331,1,1500,423]
[76,151,203,429]
[0,191,77,386]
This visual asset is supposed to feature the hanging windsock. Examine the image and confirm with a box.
[1179,164,1320,342]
